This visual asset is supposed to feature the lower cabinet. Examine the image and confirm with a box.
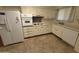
[23,27,34,37]
[52,24,78,47]
[23,24,51,38]
[52,24,64,38]
[62,28,78,46]
[74,36,79,52]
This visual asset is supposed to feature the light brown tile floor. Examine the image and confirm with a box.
[0,34,76,53]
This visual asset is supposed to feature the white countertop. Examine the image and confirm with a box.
[53,23,79,32]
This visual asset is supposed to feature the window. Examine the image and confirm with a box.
[57,7,73,21]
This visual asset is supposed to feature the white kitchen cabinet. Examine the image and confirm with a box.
[33,26,39,35]
[62,28,78,46]
[52,24,64,38]
[23,23,51,38]
[39,25,51,34]
[23,19,52,38]
[23,27,34,37]
[23,26,41,37]
[74,35,79,52]
[52,24,78,47]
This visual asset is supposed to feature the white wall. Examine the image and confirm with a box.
[21,6,57,19]
[0,6,20,11]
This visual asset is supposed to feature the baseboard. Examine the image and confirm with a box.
[4,41,24,47]
[24,32,52,39]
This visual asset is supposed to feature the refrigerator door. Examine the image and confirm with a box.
[0,12,13,45]
[0,27,13,45]
[0,12,6,25]
[4,11,24,45]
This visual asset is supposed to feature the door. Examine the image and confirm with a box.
[5,11,24,45]
[0,11,13,45]
[0,28,13,45]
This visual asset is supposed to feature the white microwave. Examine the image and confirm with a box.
[21,14,33,26]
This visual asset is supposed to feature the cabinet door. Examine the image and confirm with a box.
[37,26,43,35]
[52,24,58,35]
[52,24,64,38]
[33,26,39,35]
[39,25,50,34]
[56,26,64,38]
[75,36,79,52]
[23,27,35,37]
[62,28,78,46]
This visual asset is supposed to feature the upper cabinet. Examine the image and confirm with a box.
[57,7,76,22]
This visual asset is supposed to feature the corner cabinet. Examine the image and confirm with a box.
[52,24,78,47]
[52,24,64,38]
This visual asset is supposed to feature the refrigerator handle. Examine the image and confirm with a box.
[5,25,11,32]
[5,18,11,32]
[16,17,19,23]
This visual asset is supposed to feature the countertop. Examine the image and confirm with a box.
[53,23,79,32]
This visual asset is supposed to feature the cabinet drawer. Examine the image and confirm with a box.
[23,29,33,33]
[24,32,34,37]
[23,27,34,33]
[23,27,33,29]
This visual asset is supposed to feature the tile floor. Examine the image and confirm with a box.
[0,34,76,53]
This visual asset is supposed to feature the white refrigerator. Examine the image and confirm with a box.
[0,11,24,45]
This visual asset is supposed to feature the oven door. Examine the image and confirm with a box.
[22,17,33,26]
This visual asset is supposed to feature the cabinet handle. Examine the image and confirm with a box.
[5,19,11,32]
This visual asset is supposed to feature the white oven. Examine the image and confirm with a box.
[21,14,33,26]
